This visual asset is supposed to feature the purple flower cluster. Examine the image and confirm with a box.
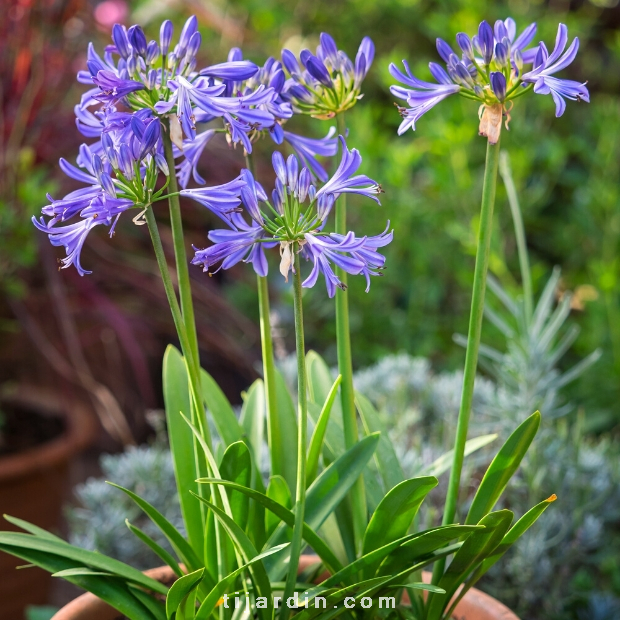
[390,19,589,139]
[34,16,389,298]
[175,49,339,188]
[280,33,375,119]
[33,16,346,279]
[191,137,390,297]
[34,16,266,275]
[33,117,161,275]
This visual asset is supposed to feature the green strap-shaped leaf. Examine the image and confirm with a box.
[466,411,540,525]
[363,477,438,557]
[200,368,243,447]
[304,433,380,531]
[197,478,343,575]
[425,510,513,620]
[239,380,267,550]
[265,433,380,579]
[322,525,480,589]
[125,520,183,578]
[418,434,497,478]
[194,544,288,620]
[240,379,265,467]
[377,525,481,577]
[478,494,557,578]
[107,483,201,573]
[443,495,557,620]
[52,568,114,577]
[4,515,65,542]
[0,543,162,620]
[306,374,342,485]
[189,494,274,620]
[295,576,393,620]
[0,531,167,594]
[355,392,405,492]
[179,413,235,517]
[306,351,344,461]
[131,586,167,620]
[163,345,204,556]
[273,368,298,492]
[300,541,466,620]
[166,568,204,619]
[220,441,252,533]
[265,475,292,538]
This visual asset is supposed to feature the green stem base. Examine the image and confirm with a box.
[432,138,501,584]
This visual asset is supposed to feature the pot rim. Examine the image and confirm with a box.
[0,385,96,483]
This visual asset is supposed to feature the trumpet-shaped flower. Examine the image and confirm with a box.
[315,136,382,204]
[191,214,274,277]
[521,24,589,117]
[180,177,246,223]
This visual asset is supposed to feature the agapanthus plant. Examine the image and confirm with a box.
[388,18,581,591]
[390,19,589,143]
[2,13,561,620]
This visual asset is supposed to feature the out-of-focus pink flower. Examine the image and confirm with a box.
[94,0,128,29]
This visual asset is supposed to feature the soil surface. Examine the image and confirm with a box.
[0,402,65,457]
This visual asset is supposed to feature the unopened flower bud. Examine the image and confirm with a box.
[513,49,523,76]
[286,154,299,192]
[155,153,169,176]
[495,42,509,67]
[118,144,134,179]
[160,20,173,55]
[490,71,507,102]
[146,41,160,65]
[112,24,130,59]
[145,68,157,89]
[177,15,197,57]
[272,152,287,185]
[478,21,494,64]
[186,31,201,58]
[436,38,454,63]
[456,33,474,60]
[126,54,137,78]
[297,167,311,202]
[128,25,147,57]
[272,188,284,215]
[102,134,118,168]
[281,49,300,76]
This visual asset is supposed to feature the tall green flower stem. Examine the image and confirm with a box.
[281,249,308,620]
[144,205,210,445]
[245,153,282,477]
[162,125,205,428]
[499,151,533,323]
[334,112,366,553]
[432,138,501,584]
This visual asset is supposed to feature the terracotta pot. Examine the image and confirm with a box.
[52,557,519,620]
[0,386,96,620]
